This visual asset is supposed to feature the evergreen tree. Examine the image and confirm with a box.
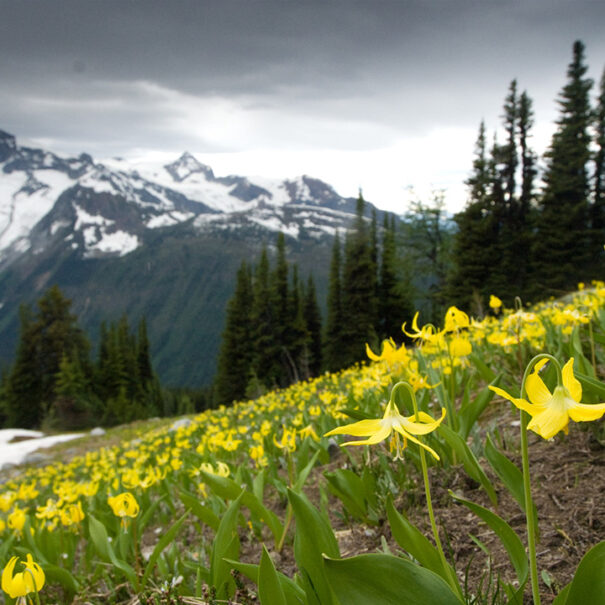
[285,265,309,382]
[519,90,537,210]
[341,192,378,366]
[250,248,278,390]
[592,66,605,265]
[214,261,253,404]
[4,286,91,428]
[533,40,594,294]
[324,232,346,371]
[378,214,414,341]
[136,317,154,385]
[501,80,519,204]
[303,275,323,376]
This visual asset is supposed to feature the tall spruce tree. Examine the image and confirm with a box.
[592,66,605,266]
[214,261,253,404]
[324,232,346,371]
[303,275,323,376]
[533,40,594,294]
[378,214,413,341]
[341,192,378,366]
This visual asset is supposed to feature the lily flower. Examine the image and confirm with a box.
[324,399,445,460]
[2,554,45,602]
[107,492,139,529]
[490,358,605,439]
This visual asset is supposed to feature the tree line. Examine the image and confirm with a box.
[448,40,605,310]
[213,197,415,404]
[0,285,206,430]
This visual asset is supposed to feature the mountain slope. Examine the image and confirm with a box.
[0,129,377,386]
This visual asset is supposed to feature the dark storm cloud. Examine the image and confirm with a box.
[1,0,605,157]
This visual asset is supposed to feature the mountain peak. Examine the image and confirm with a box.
[0,129,17,162]
[164,152,215,182]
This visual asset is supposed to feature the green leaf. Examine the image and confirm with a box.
[469,353,497,383]
[560,541,605,605]
[438,424,497,506]
[324,553,463,605]
[576,371,605,399]
[288,488,339,605]
[293,450,321,493]
[200,470,283,544]
[43,563,79,602]
[324,468,369,521]
[449,491,528,588]
[210,490,243,600]
[142,510,190,588]
[484,434,539,540]
[88,515,139,590]
[226,558,307,605]
[177,487,220,530]
[458,375,501,440]
[259,545,288,605]
[386,498,456,586]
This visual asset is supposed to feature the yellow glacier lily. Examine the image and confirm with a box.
[490,358,605,439]
[2,554,45,601]
[325,399,445,460]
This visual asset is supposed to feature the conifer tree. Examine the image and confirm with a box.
[285,265,309,382]
[324,232,346,371]
[378,214,413,341]
[4,286,91,428]
[533,40,594,294]
[592,66,605,264]
[340,192,378,365]
[303,275,323,376]
[214,261,254,404]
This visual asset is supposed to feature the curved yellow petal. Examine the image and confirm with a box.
[561,358,582,402]
[1,556,18,596]
[568,401,605,422]
[527,409,569,440]
[341,423,392,446]
[525,371,552,406]
[489,386,538,416]
[365,342,381,361]
[324,419,383,438]
[400,408,446,435]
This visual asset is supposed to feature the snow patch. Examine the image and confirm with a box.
[86,229,139,257]
[0,429,84,468]
[146,211,193,229]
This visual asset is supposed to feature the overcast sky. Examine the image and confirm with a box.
[1,1,605,214]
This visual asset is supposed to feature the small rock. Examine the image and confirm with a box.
[90,427,106,437]
[24,452,50,465]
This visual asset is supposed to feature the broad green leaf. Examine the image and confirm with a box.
[560,541,605,605]
[552,582,571,605]
[88,515,139,590]
[226,558,307,605]
[142,510,190,588]
[484,434,539,540]
[438,424,497,506]
[324,468,369,521]
[43,564,79,602]
[259,545,288,605]
[177,487,220,530]
[210,490,243,600]
[469,353,497,383]
[449,491,528,588]
[200,470,283,544]
[386,498,457,587]
[288,488,339,605]
[324,553,463,605]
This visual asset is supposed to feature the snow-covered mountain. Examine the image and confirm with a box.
[0,129,360,270]
[0,129,376,387]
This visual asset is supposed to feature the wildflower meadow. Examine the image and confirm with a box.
[2,283,605,604]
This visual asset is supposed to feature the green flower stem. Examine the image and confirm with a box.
[588,322,597,371]
[518,353,560,605]
[396,382,463,600]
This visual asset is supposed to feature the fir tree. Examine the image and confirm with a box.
[324,232,346,371]
[214,261,253,404]
[303,275,323,376]
[533,40,594,294]
[340,192,378,366]
[592,66,605,266]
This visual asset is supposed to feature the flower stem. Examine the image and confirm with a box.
[519,408,540,605]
